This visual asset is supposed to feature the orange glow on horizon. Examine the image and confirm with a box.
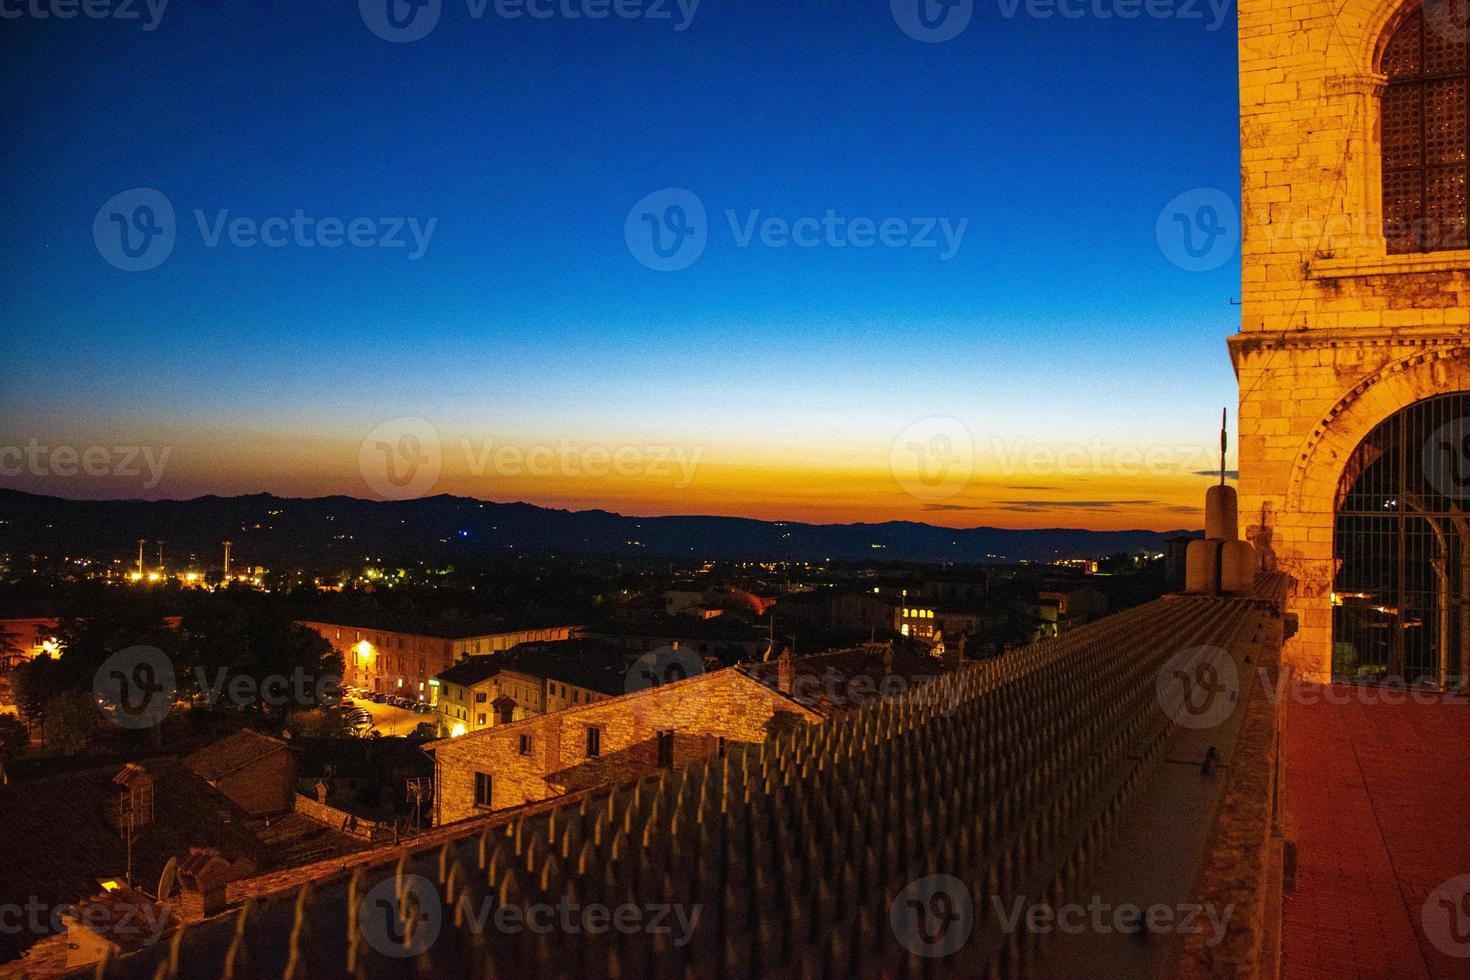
[2,423,1215,532]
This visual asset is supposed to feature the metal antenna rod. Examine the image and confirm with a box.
[1219,408,1228,487]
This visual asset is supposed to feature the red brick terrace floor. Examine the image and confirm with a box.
[1282,684,1470,980]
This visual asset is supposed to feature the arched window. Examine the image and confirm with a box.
[1334,392,1470,689]
[1380,6,1468,253]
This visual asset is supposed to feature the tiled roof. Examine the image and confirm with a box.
[433,658,505,688]
[434,639,631,695]
[741,645,952,716]
[0,758,264,964]
[181,729,289,783]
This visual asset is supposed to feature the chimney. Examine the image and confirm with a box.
[175,849,233,921]
[776,649,795,695]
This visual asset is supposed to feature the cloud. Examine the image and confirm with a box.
[922,503,985,512]
[997,499,1161,512]
[1191,470,1239,479]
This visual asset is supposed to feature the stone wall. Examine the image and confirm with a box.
[293,793,382,840]
[1235,0,1470,681]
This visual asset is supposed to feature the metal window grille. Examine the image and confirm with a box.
[1381,9,1469,253]
[1334,392,1470,688]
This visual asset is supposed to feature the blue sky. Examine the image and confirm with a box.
[0,0,1242,527]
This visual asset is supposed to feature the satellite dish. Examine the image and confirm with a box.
[157,856,178,900]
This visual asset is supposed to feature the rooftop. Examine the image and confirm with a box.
[434,638,631,695]
[181,729,290,784]
[87,588,1291,979]
[0,758,263,964]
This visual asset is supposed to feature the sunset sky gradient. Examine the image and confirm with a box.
[2,1,1241,531]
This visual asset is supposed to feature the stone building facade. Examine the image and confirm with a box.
[1234,0,1470,683]
[297,620,577,697]
[428,667,820,824]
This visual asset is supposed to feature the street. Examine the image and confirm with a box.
[349,698,430,737]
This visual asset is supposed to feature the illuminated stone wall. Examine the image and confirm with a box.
[1234,0,1470,681]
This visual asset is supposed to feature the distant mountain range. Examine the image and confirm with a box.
[0,489,1198,567]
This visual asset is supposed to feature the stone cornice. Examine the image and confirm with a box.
[1230,327,1470,353]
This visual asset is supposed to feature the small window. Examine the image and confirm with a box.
[519,734,532,755]
[586,726,601,758]
[475,692,487,703]
[656,730,675,769]
[474,772,492,807]
[477,713,487,726]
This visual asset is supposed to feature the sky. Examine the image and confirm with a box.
[0,0,1243,531]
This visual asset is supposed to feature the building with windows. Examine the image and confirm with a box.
[296,620,579,699]
[428,645,952,822]
[1234,0,1470,689]
[430,639,627,738]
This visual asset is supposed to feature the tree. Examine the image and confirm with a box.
[13,657,65,745]
[179,598,344,720]
[45,690,96,755]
